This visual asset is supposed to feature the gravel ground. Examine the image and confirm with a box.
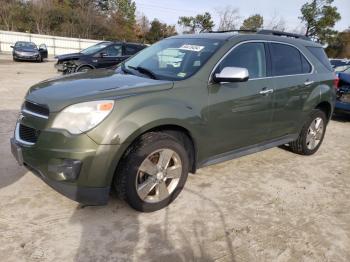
[0,53,350,262]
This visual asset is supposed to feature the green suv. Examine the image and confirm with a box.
[11,30,336,212]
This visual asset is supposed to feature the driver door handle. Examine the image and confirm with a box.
[304,80,315,86]
[259,88,274,95]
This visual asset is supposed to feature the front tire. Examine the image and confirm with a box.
[77,66,92,73]
[289,109,327,155]
[114,132,189,212]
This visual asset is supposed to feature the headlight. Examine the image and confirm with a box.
[52,100,114,134]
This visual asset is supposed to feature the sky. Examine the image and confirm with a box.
[133,0,350,33]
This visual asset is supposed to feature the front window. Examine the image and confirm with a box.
[217,42,267,79]
[123,38,223,80]
[15,42,37,49]
[104,44,122,57]
[80,42,110,55]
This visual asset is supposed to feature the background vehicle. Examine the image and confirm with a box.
[11,30,335,212]
[335,67,350,114]
[55,41,147,74]
[11,41,48,62]
[330,58,350,68]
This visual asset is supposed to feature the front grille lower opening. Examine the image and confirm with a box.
[19,124,40,143]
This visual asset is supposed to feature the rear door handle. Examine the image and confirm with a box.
[304,80,314,86]
[259,89,274,95]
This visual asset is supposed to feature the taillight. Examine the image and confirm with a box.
[334,76,340,90]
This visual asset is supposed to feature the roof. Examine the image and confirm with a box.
[169,30,322,47]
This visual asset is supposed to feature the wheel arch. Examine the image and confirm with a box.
[315,101,332,121]
[117,123,197,175]
[76,64,95,71]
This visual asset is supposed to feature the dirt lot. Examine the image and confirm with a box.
[0,53,349,262]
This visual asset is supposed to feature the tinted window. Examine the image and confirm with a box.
[219,43,266,79]
[80,42,109,55]
[301,54,312,73]
[270,43,307,76]
[307,47,332,71]
[125,45,138,55]
[105,45,122,56]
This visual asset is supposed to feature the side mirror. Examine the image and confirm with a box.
[100,52,108,58]
[10,46,14,49]
[213,67,249,83]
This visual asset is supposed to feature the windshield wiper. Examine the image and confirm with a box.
[127,65,158,80]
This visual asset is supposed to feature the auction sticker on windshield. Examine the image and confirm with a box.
[179,45,205,52]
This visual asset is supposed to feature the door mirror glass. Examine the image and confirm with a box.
[213,67,249,83]
[10,45,14,49]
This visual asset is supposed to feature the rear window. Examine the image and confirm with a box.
[307,47,332,71]
[270,43,311,76]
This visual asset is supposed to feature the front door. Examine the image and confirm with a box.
[96,44,124,68]
[207,42,274,156]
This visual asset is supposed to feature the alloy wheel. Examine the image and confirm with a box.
[136,149,182,203]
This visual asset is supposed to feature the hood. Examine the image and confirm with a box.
[55,52,83,61]
[26,70,174,112]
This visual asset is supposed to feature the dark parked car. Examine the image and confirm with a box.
[335,67,350,114]
[330,58,350,68]
[11,41,48,62]
[11,30,335,212]
[55,41,147,74]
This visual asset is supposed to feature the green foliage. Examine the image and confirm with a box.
[0,0,141,41]
[326,31,350,58]
[178,12,214,33]
[300,0,341,43]
[240,14,264,31]
[145,19,177,44]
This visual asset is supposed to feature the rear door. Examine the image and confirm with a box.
[207,42,275,156]
[123,44,142,58]
[267,42,314,138]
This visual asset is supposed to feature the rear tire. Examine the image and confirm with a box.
[289,109,327,155]
[114,132,189,212]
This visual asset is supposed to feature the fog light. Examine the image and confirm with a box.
[48,159,82,181]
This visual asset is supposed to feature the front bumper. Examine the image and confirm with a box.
[14,54,40,61]
[10,123,122,205]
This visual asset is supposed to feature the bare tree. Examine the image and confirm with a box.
[265,12,286,31]
[0,0,17,30]
[30,0,53,34]
[216,6,240,31]
[136,12,150,40]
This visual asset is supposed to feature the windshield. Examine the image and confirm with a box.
[80,42,110,55]
[123,38,223,80]
[15,42,37,49]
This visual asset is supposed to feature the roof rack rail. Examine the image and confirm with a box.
[257,30,311,41]
[205,29,257,34]
[203,29,312,41]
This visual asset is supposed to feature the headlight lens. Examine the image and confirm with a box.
[52,100,114,134]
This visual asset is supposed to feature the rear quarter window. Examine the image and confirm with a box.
[307,47,333,71]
